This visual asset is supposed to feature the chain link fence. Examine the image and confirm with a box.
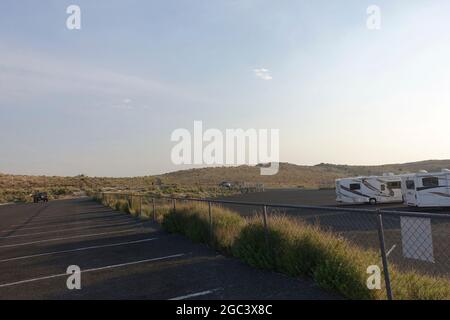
[96,192,450,300]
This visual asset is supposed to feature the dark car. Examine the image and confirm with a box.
[33,192,49,203]
[219,181,233,189]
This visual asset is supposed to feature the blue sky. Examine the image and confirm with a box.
[1,1,450,176]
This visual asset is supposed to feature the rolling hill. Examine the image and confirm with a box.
[157,159,450,188]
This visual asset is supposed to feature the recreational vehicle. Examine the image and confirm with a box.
[335,174,402,205]
[401,169,450,207]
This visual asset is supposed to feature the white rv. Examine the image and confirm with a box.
[401,169,450,207]
[335,174,403,205]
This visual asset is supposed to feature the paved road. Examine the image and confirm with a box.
[217,188,407,209]
[219,188,450,213]
[0,198,338,300]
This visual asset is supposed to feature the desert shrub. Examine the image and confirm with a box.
[391,269,450,300]
[312,238,380,300]
[51,187,68,196]
[163,205,209,243]
[232,215,380,299]
[162,203,245,253]
[211,205,246,252]
[231,221,275,270]
[114,199,129,213]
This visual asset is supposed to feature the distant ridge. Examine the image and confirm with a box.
[156,160,450,188]
[2,160,450,190]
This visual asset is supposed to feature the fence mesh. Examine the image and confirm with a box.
[381,213,450,299]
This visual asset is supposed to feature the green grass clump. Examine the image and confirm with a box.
[232,215,381,299]
[162,203,245,253]
[113,199,129,213]
[391,269,450,300]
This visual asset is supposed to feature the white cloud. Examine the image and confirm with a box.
[112,104,134,110]
[253,68,272,80]
[110,98,135,111]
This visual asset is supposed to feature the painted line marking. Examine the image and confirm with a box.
[0,253,186,288]
[169,288,223,300]
[0,229,146,249]
[0,221,144,239]
[0,203,14,206]
[1,216,132,233]
[7,212,123,227]
[0,238,158,263]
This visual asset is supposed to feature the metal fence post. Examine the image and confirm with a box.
[139,195,142,217]
[173,199,176,212]
[262,205,270,249]
[129,194,133,210]
[152,198,156,222]
[208,201,213,244]
[376,212,394,300]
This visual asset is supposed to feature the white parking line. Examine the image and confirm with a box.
[0,253,186,288]
[0,221,143,239]
[8,211,121,227]
[0,238,158,263]
[169,288,223,300]
[1,216,132,233]
[0,229,146,249]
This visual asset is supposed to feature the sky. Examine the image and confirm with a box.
[1,0,450,177]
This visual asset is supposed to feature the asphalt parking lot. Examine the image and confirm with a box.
[217,188,405,209]
[0,198,338,300]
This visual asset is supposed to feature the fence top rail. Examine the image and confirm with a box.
[98,192,450,219]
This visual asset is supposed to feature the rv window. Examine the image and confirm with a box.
[349,183,361,190]
[406,180,415,190]
[387,181,401,189]
[380,185,385,191]
[422,177,439,188]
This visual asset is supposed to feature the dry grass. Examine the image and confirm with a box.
[162,202,245,253]
[0,173,236,204]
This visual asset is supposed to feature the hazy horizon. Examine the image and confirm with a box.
[2,157,450,178]
[2,1,450,176]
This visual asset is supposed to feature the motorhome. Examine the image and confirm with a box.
[401,169,450,207]
[335,174,403,205]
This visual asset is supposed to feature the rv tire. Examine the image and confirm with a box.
[369,198,377,205]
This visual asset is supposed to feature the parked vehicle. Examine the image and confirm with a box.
[401,169,450,207]
[33,192,49,203]
[219,181,233,189]
[335,174,402,205]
